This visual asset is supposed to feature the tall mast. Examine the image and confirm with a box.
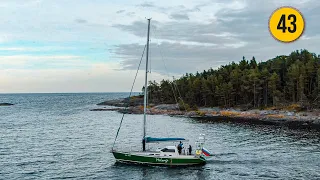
[143,18,151,151]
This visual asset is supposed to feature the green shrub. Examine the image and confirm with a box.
[191,104,198,111]
[178,100,191,111]
[196,110,206,116]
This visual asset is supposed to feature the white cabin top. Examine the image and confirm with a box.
[159,146,179,157]
[166,146,177,150]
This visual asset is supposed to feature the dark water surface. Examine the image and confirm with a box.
[1,93,320,179]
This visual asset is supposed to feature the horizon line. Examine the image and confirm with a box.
[0,91,141,94]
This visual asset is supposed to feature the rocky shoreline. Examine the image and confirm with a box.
[92,98,320,130]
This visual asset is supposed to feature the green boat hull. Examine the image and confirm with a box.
[112,151,206,166]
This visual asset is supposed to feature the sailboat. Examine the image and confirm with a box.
[111,18,209,166]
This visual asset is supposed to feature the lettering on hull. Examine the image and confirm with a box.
[156,158,169,163]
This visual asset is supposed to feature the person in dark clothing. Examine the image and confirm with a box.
[178,141,183,148]
[177,141,183,154]
[177,145,182,154]
[142,138,146,151]
[188,145,192,155]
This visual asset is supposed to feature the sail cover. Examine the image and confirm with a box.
[144,137,186,143]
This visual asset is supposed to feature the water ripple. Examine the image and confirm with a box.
[1,93,320,179]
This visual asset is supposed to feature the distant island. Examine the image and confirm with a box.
[93,49,320,129]
[0,103,14,106]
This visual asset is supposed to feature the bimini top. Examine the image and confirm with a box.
[144,137,186,143]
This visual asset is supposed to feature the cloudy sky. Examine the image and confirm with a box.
[0,0,319,93]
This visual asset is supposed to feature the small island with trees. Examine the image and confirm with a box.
[94,49,320,129]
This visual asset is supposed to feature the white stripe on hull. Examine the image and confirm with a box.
[115,158,201,166]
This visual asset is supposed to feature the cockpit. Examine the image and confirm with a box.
[159,146,179,157]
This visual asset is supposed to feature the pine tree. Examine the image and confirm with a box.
[144,49,320,109]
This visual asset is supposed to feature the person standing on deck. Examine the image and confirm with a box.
[178,141,183,154]
[188,145,192,155]
[142,138,146,151]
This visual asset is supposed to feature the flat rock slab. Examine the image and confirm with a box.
[0,103,14,106]
[153,104,179,110]
[97,97,144,107]
[90,108,123,111]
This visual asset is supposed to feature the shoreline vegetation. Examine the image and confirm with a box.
[92,49,320,130]
[92,97,320,130]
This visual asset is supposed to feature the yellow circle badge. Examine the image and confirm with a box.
[269,7,305,43]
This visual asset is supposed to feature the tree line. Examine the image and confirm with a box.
[144,49,320,109]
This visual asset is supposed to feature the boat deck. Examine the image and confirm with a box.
[127,151,199,159]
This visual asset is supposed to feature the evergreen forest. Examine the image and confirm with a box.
[145,49,320,110]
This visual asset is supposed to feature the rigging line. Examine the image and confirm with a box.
[112,44,147,151]
[152,27,179,106]
[149,28,152,74]
[152,27,187,113]
[155,27,188,113]
[172,76,188,113]
[150,27,172,137]
[149,33,154,135]
[148,30,151,111]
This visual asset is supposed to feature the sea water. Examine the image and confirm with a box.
[1,93,320,179]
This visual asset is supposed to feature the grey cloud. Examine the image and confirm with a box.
[116,10,125,14]
[126,12,135,16]
[302,6,320,35]
[113,21,150,37]
[114,20,238,45]
[170,13,189,20]
[116,10,135,17]
[113,0,320,75]
[114,36,320,75]
[74,18,87,24]
[139,2,154,7]
[214,0,320,39]
[138,2,195,14]
[114,42,232,74]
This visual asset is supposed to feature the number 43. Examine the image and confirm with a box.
[277,14,297,33]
